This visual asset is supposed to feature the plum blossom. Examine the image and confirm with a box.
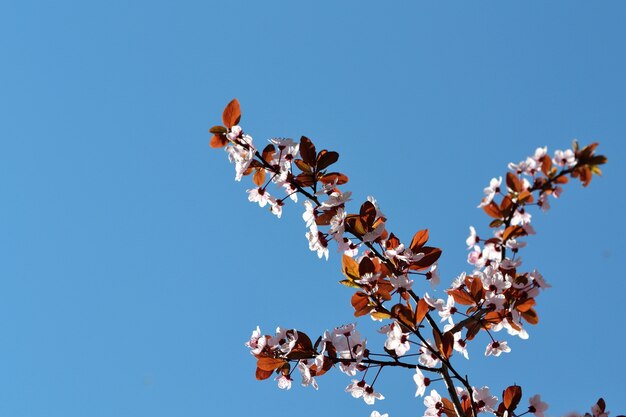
[413,367,431,397]
[554,149,576,167]
[325,323,366,376]
[321,190,352,208]
[345,379,367,399]
[478,177,502,207]
[298,360,318,389]
[305,223,329,260]
[466,226,479,248]
[371,412,389,417]
[472,386,498,412]
[303,200,316,227]
[528,394,549,417]
[225,127,255,181]
[390,274,413,291]
[247,188,272,208]
[511,207,532,226]
[426,264,440,288]
[418,341,441,368]
[424,390,444,417]
[363,386,385,405]
[245,326,266,355]
[380,321,410,356]
[438,296,457,325]
[275,374,293,390]
[485,340,511,357]
[269,327,298,355]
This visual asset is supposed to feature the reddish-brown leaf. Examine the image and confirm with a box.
[540,155,553,176]
[209,125,227,134]
[521,307,539,325]
[515,297,536,312]
[469,276,484,302]
[294,159,312,173]
[316,150,339,170]
[441,398,457,417]
[503,385,522,411]
[257,357,286,372]
[448,289,475,306]
[342,254,360,281]
[255,366,273,380]
[210,134,229,148]
[253,169,266,187]
[222,99,241,128]
[434,330,454,359]
[351,292,371,317]
[295,173,315,187]
[359,201,377,226]
[410,229,429,252]
[415,298,429,323]
[299,136,317,166]
[518,190,534,203]
[484,311,504,325]
[503,225,524,242]
[411,247,442,270]
[358,256,375,276]
[391,304,414,328]
[483,202,502,219]
[261,144,276,163]
[506,172,524,193]
[385,233,401,250]
[319,172,349,185]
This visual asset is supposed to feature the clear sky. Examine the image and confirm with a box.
[1,1,625,416]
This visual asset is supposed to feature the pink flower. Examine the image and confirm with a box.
[363,385,385,405]
[472,386,498,412]
[298,360,318,390]
[247,187,272,208]
[554,149,576,167]
[424,390,444,417]
[485,340,511,357]
[380,321,411,356]
[528,394,549,417]
[345,379,367,399]
[478,177,502,207]
[275,374,293,390]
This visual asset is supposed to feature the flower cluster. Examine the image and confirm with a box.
[211,100,617,417]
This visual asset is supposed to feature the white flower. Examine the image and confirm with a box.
[485,340,511,357]
[303,200,316,227]
[478,177,502,207]
[363,386,385,405]
[380,321,410,356]
[466,226,479,248]
[418,341,440,368]
[472,386,498,412]
[298,360,318,390]
[345,379,367,399]
[275,374,293,390]
[554,149,576,167]
[322,191,352,208]
[371,412,389,417]
[247,188,272,208]
[424,390,444,417]
[413,367,431,397]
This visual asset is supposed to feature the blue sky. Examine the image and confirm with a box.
[1,1,625,416]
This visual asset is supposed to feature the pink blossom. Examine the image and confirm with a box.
[485,340,511,357]
[528,394,549,417]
